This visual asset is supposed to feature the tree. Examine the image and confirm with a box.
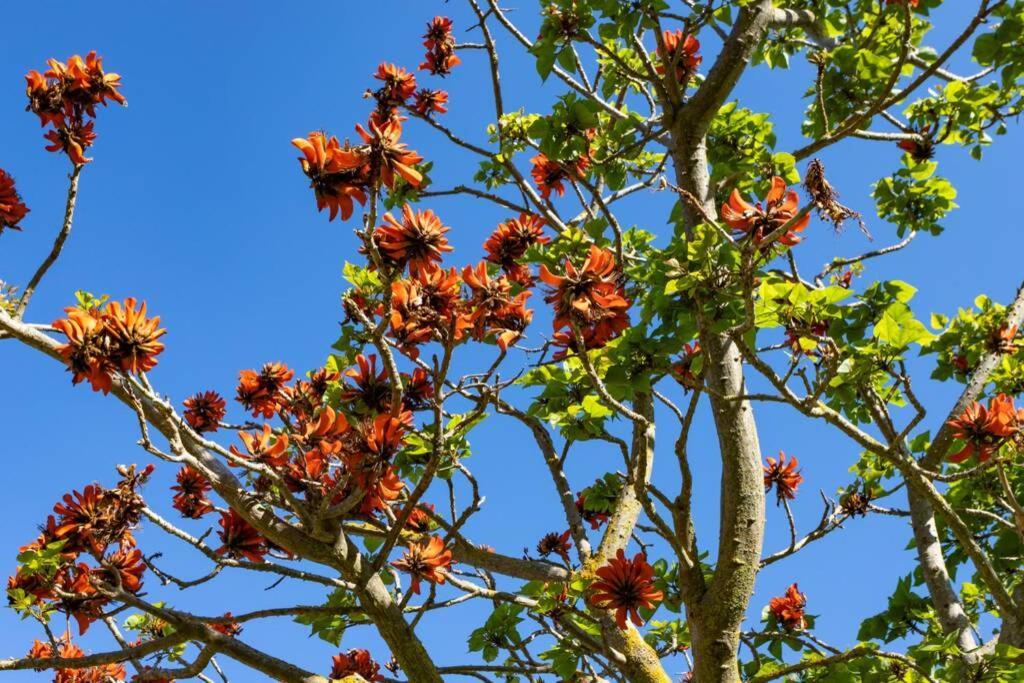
[2,1,1024,681]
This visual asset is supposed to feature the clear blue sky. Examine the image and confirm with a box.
[0,2,1019,680]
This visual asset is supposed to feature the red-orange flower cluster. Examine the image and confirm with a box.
[28,637,126,682]
[25,52,125,164]
[412,88,449,116]
[946,393,1023,463]
[536,530,572,564]
[236,362,295,418]
[463,262,533,351]
[53,298,166,394]
[0,168,29,232]
[530,152,590,200]
[656,30,702,82]
[183,390,227,433]
[588,549,663,630]
[769,583,807,630]
[483,213,550,285]
[171,465,214,519]
[292,131,370,222]
[373,63,417,107]
[373,204,453,273]
[420,17,461,76]
[391,535,452,594]
[9,467,152,635]
[388,265,471,358]
[539,245,630,358]
[216,509,269,564]
[721,177,810,247]
[330,649,384,682]
[763,452,803,504]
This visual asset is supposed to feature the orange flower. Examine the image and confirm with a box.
[405,503,436,533]
[171,465,213,519]
[989,323,1019,354]
[420,17,461,76]
[536,530,572,564]
[53,307,117,393]
[769,583,807,630]
[356,113,423,190]
[530,152,589,199]
[230,424,290,468]
[373,204,453,273]
[28,637,126,682]
[373,63,417,105]
[946,394,1023,463]
[763,452,803,504]
[101,298,166,374]
[94,547,145,593]
[656,30,701,82]
[588,549,663,630]
[483,213,549,284]
[358,466,405,516]
[671,342,702,388]
[183,390,227,433]
[388,266,470,357]
[216,510,268,563]
[463,262,532,350]
[0,168,29,232]
[721,176,810,247]
[330,649,384,682]
[236,362,294,418]
[539,245,630,356]
[210,613,243,637]
[342,354,392,412]
[25,52,125,164]
[412,88,448,116]
[292,131,370,221]
[391,535,452,594]
[402,367,435,411]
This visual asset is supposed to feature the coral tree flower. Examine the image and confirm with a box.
[463,262,533,351]
[412,88,448,116]
[373,63,417,106]
[530,152,589,199]
[763,452,803,504]
[330,649,384,682]
[373,204,453,273]
[656,30,702,82]
[483,213,549,285]
[52,298,165,394]
[216,510,268,563]
[769,583,807,630]
[589,549,663,630]
[183,390,227,433]
[539,245,630,357]
[28,637,126,682]
[391,535,452,594]
[536,530,573,564]
[946,394,1023,463]
[25,51,125,164]
[236,362,294,418]
[0,168,29,232]
[356,113,423,190]
[292,131,369,221]
[171,465,214,519]
[420,17,461,76]
[721,176,810,247]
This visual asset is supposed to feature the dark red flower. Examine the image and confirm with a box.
[183,390,226,433]
[420,17,461,77]
[0,168,29,232]
[588,550,663,630]
[576,493,610,530]
[171,465,213,519]
[536,530,572,564]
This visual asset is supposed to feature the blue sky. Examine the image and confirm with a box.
[0,1,1019,680]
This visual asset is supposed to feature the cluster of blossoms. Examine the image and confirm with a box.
[170,465,213,519]
[655,29,702,83]
[52,298,166,394]
[671,341,703,389]
[420,16,460,76]
[330,648,385,681]
[763,451,804,504]
[576,492,610,529]
[721,176,810,248]
[535,529,573,565]
[182,390,227,433]
[530,148,592,200]
[769,583,808,630]
[946,393,1024,463]
[0,168,29,233]
[25,52,125,164]
[27,636,126,682]
[8,467,152,636]
[540,245,631,358]
[588,550,664,630]
[391,535,453,594]
[483,213,550,285]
